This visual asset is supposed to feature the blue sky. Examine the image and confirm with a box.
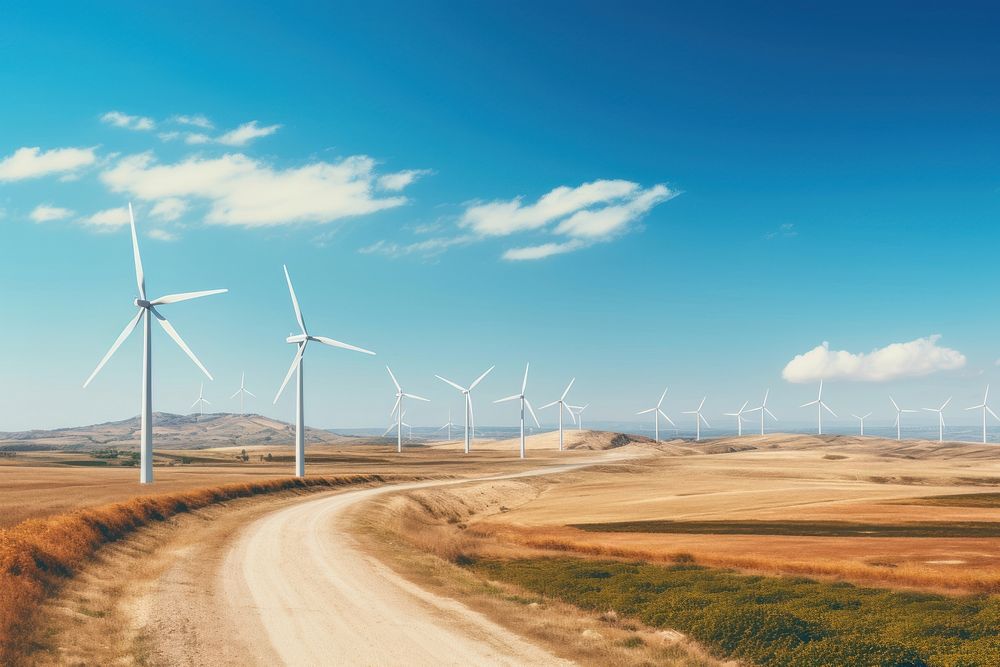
[1,2,998,435]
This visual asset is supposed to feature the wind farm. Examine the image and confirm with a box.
[4,4,1000,666]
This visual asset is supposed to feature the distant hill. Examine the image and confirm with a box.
[0,413,372,451]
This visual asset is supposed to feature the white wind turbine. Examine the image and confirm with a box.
[800,381,836,435]
[83,203,227,484]
[745,389,776,435]
[494,363,540,459]
[437,408,457,441]
[273,265,375,477]
[386,366,429,453]
[568,403,590,430]
[922,397,952,443]
[191,382,211,417]
[889,395,917,441]
[683,396,711,441]
[965,385,999,444]
[724,401,751,436]
[435,366,494,454]
[230,372,256,416]
[540,378,576,451]
[851,412,872,436]
[636,388,673,443]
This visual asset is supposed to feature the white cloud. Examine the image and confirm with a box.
[358,235,472,258]
[765,223,798,240]
[172,114,213,129]
[147,228,178,241]
[782,335,966,383]
[503,240,583,261]
[184,133,211,145]
[101,111,155,131]
[100,152,409,227]
[83,206,130,229]
[0,146,97,181]
[149,197,187,221]
[158,131,181,142]
[377,169,431,191]
[29,204,74,222]
[216,120,281,146]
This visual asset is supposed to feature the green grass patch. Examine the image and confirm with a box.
[472,557,1000,666]
[569,519,1000,538]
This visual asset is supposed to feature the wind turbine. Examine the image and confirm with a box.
[889,395,917,441]
[83,202,226,484]
[230,372,256,416]
[682,396,710,441]
[437,409,457,441]
[965,385,999,444]
[191,382,210,417]
[540,378,576,451]
[800,381,836,435]
[494,363,540,459]
[273,265,375,477]
[386,366,429,453]
[435,366,494,454]
[724,401,750,436]
[922,397,952,443]
[636,387,673,442]
[745,389,776,435]
[568,403,590,430]
[851,412,872,436]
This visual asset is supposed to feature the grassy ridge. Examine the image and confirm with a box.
[0,474,386,666]
[569,519,1000,538]
[473,558,1000,666]
[900,493,1000,508]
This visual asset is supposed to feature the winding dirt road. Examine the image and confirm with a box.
[140,466,596,666]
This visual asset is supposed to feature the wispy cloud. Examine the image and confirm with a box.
[100,151,411,227]
[149,197,187,221]
[358,235,473,259]
[377,169,431,192]
[101,110,155,131]
[0,146,97,182]
[82,206,130,230]
[147,228,178,241]
[29,204,74,223]
[216,120,281,146]
[502,240,583,261]
[765,222,798,240]
[171,114,213,129]
[782,335,966,383]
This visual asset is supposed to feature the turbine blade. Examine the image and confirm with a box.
[312,335,375,355]
[403,393,429,402]
[697,396,706,411]
[762,388,770,406]
[386,366,401,391]
[83,309,143,387]
[657,386,668,408]
[561,378,576,401]
[495,394,520,404]
[800,400,819,408]
[469,365,495,391]
[245,390,256,398]
[539,400,558,410]
[390,395,401,416]
[525,398,541,428]
[382,424,395,437]
[658,409,675,426]
[273,343,305,404]
[822,402,837,417]
[700,414,711,428]
[190,398,200,409]
[564,402,577,424]
[283,265,307,333]
[941,397,952,410]
[230,389,241,399]
[636,407,656,415]
[987,406,1000,422]
[521,362,529,395]
[435,375,466,392]
[765,408,777,420]
[128,203,146,300]
[889,396,899,411]
[150,307,212,380]
[149,289,228,305]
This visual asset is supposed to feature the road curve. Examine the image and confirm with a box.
[219,467,586,666]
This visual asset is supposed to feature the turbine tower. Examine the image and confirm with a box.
[851,412,872,436]
[437,408,457,441]
[273,265,375,477]
[540,378,576,451]
[191,382,210,417]
[724,401,750,436]
[922,397,951,443]
[494,363,540,459]
[965,385,999,444]
[230,372,256,416]
[682,396,711,441]
[386,366,429,453]
[435,366,494,454]
[83,202,227,484]
[568,403,590,430]
[889,395,917,441]
[636,388,673,442]
[745,389,776,435]
[800,381,835,435]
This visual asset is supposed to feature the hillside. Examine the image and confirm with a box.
[0,413,370,451]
